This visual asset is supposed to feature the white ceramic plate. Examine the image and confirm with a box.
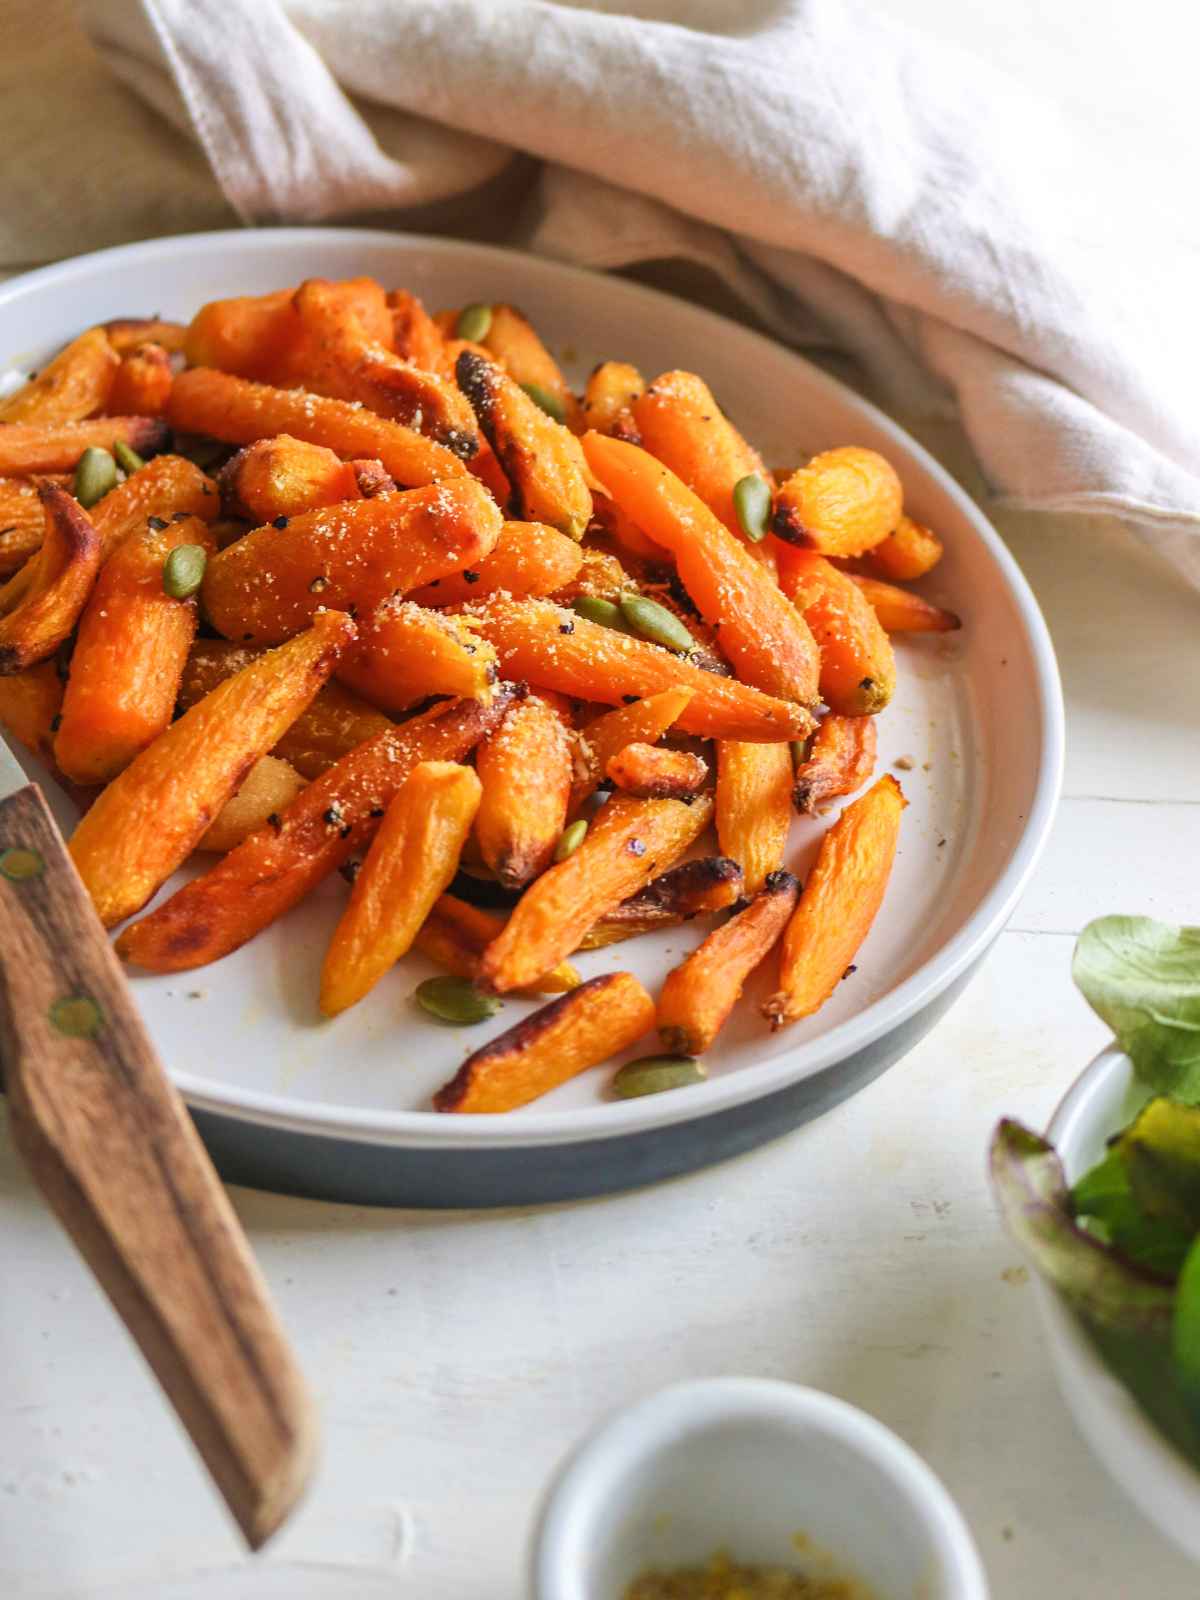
[1038,1048,1200,1562]
[0,229,1063,1198]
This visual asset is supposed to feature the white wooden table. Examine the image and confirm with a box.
[1,413,1198,1596]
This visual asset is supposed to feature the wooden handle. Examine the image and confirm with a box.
[0,784,318,1549]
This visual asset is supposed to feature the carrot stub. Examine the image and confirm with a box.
[433,971,655,1114]
[764,774,907,1028]
[657,870,801,1055]
[320,760,482,1016]
[72,609,356,927]
[791,714,878,816]
[606,741,709,801]
[479,791,714,994]
[336,600,497,714]
[217,434,362,523]
[571,686,694,810]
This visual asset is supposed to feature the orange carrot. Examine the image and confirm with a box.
[433,972,655,1113]
[772,447,902,557]
[407,519,583,607]
[0,328,118,424]
[469,596,814,744]
[581,432,819,706]
[791,714,877,815]
[320,761,482,1015]
[764,774,906,1026]
[606,741,709,800]
[657,870,800,1054]
[116,694,510,970]
[849,574,961,634]
[715,740,793,894]
[864,513,943,581]
[0,486,102,673]
[776,546,896,716]
[54,514,213,785]
[474,691,572,888]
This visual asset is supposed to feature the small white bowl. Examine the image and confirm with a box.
[532,1378,988,1600]
[1037,1046,1200,1562]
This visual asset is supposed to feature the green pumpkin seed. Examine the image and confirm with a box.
[73,447,117,509]
[554,818,589,861]
[415,975,501,1025]
[520,382,567,424]
[162,543,208,600]
[112,439,146,476]
[619,593,698,654]
[572,595,633,633]
[732,473,771,543]
[455,302,493,342]
[613,1054,707,1099]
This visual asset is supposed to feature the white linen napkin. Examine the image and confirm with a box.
[79,0,1200,584]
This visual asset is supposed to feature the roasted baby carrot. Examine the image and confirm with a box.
[0,486,102,673]
[776,546,896,716]
[0,328,118,424]
[468,597,813,743]
[54,513,214,785]
[715,740,794,894]
[864,513,943,581]
[0,660,64,764]
[0,417,169,476]
[764,774,906,1027]
[116,693,509,970]
[791,713,877,815]
[291,278,478,456]
[106,342,173,417]
[581,433,819,706]
[455,349,592,537]
[320,760,482,1015]
[0,452,220,606]
[185,278,394,380]
[849,574,961,634]
[337,600,497,713]
[606,741,709,800]
[71,609,355,927]
[578,856,744,948]
[433,971,655,1113]
[0,476,61,575]
[479,791,714,993]
[201,479,502,644]
[407,519,583,607]
[198,756,307,853]
[168,367,467,488]
[772,446,903,557]
[178,638,395,779]
[104,318,187,355]
[474,691,572,889]
[582,361,645,437]
[414,894,580,995]
[571,687,695,809]
[657,870,800,1054]
[479,303,582,429]
[217,434,361,523]
[632,369,771,539]
[387,290,446,371]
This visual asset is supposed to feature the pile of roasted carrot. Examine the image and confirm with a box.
[0,277,960,1113]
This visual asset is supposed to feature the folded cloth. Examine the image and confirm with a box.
[79,0,1200,584]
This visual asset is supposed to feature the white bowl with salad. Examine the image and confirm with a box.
[991,915,1200,1563]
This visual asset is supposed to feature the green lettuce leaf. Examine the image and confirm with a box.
[1073,916,1200,1098]
[1072,1147,1195,1278]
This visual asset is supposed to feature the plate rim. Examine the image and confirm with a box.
[0,226,1065,1150]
